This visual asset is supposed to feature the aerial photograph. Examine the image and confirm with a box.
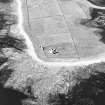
[0,0,105,105]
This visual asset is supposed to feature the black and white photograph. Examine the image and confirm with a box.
[0,0,105,105]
